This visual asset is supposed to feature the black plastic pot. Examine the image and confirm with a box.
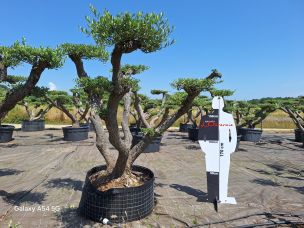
[0,125,15,143]
[79,165,154,223]
[239,128,262,142]
[132,134,162,152]
[179,123,193,133]
[62,126,89,141]
[235,135,242,152]
[188,128,199,141]
[129,126,141,135]
[21,120,45,132]
[294,129,304,142]
[80,123,95,132]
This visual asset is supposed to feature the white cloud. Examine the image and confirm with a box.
[48,82,57,91]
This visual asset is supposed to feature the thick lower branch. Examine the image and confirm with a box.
[134,92,151,128]
[0,61,48,121]
[121,92,133,148]
[90,114,115,170]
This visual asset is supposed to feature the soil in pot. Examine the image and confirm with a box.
[79,165,154,223]
[179,123,193,133]
[188,128,199,141]
[62,125,89,141]
[294,129,304,142]
[239,128,262,142]
[22,120,45,132]
[0,125,15,143]
[132,134,162,152]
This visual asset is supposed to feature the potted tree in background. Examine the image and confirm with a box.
[232,100,277,142]
[276,97,304,143]
[20,87,53,131]
[187,95,212,141]
[186,89,234,141]
[44,89,91,141]
[0,40,63,143]
[61,7,223,223]
[131,88,169,152]
[129,93,159,134]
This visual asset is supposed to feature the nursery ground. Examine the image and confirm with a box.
[0,129,303,227]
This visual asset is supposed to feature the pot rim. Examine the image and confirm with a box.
[0,125,15,129]
[62,125,89,130]
[22,119,45,122]
[85,165,154,195]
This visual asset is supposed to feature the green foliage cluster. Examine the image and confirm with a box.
[60,43,108,61]
[120,64,149,76]
[210,89,234,97]
[141,127,159,137]
[47,90,73,108]
[172,75,220,95]
[166,92,188,108]
[0,40,64,68]
[192,96,211,108]
[82,6,174,52]
[21,86,49,106]
[151,89,168,95]
[77,76,111,96]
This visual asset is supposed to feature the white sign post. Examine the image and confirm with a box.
[198,96,237,205]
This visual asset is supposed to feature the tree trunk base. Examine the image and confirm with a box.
[89,167,150,192]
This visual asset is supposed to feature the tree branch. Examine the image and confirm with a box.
[121,92,133,148]
[133,92,151,128]
[90,114,115,170]
[0,61,49,122]
[129,92,198,165]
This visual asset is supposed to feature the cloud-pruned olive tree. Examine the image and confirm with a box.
[0,40,64,125]
[61,8,223,187]
[230,100,277,128]
[132,89,169,129]
[20,87,53,121]
[44,89,90,127]
[258,97,304,132]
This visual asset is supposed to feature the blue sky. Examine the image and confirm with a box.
[1,0,303,100]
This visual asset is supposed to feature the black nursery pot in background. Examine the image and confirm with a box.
[0,125,15,143]
[188,128,199,141]
[129,126,141,135]
[21,120,45,132]
[132,134,162,153]
[80,122,95,132]
[239,128,262,142]
[79,165,154,223]
[62,125,89,141]
[179,123,193,132]
[294,129,304,142]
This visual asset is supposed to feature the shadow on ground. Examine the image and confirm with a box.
[44,178,83,191]
[250,178,280,187]
[0,190,46,205]
[169,184,208,202]
[54,207,96,228]
[0,168,23,177]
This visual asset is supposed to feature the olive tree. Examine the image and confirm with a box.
[61,8,223,186]
[44,89,90,127]
[264,97,304,132]
[230,100,277,128]
[132,89,169,129]
[0,40,64,125]
[20,87,53,121]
